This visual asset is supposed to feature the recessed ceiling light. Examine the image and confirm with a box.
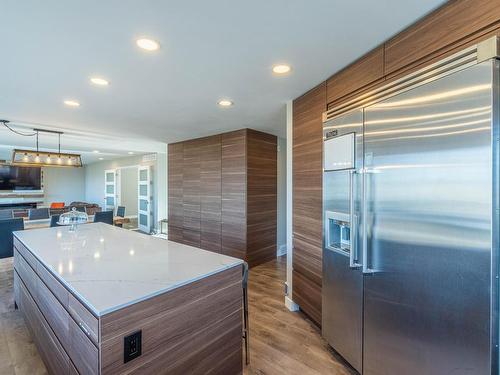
[64,100,80,107]
[90,77,109,86]
[128,151,134,155]
[272,64,291,75]
[93,150,99,153]
[218,99,233,107]
[136,38,160,51]
[98,157,104,160]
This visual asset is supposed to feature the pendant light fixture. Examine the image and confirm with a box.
[1,120,82,167]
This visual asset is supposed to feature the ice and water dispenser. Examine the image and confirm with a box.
[326,211,351,250]
[323,132,356,253]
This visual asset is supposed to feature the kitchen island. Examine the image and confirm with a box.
[13,223,244,375]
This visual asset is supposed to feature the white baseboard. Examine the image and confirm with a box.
[277,244,287,256]
[285,296,299,312]
[152,233,168,240]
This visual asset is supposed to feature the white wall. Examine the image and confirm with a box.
[85,155,147,205]
[277,137,287,255]
[84,153,167,230]
[119,167,138,217]
[42,166,85,206]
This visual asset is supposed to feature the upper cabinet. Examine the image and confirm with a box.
[323,0,500,109]
[326,46,384,108]
[385,0,500,76]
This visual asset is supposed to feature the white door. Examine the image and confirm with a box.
[138,166,151,233]
[104,169,117,212]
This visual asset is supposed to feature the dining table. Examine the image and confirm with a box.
[23,215,130,230]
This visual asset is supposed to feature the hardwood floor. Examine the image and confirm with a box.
[244,256,354,375]
[0,258,47,375]
[0,255,353,375]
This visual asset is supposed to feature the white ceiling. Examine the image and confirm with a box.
[1,0,446,145]
[0,123,166,164]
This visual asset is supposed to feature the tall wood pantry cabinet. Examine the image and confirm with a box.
[168,128,277,268]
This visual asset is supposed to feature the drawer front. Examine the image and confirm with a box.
[37,273,71,349]
[36,259,69,308]
[14,249,37,295]
[13,271,21,311]
[18,276,70,375]
[68,317,99,375]
[14,237,38,269]
[68,293,99,347]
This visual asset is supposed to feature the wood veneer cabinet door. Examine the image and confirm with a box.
[292,82,326,325]
[246,129,277,267]
[99,266,243,374]
[384,0,500,75]
[326,46,384,106]
[183,139,202,247]
[200,135,222,253]
[18,278,70,375]
[168,142,183,229]
[221,130,247,260]
[168,129,277,267]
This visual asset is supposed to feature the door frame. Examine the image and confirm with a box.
[116,165,140,219]
[104,169,117,212]
[138,166,152,233]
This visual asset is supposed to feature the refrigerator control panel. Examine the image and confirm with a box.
[324,132,355,171]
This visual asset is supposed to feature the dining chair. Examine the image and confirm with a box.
[0,218,24,259]
[116,206,125,218]
[94,210,113,225]
[50,215,60,227]
[28,207,50,220]
[0,209,13,220]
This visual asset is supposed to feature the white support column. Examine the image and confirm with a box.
[285,100,299,312]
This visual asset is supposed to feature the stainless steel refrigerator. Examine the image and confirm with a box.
[322,38,499,375]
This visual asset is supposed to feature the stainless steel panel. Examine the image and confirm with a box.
[491,59,500,375]
[363,61,494,375]
[322,109,363,372]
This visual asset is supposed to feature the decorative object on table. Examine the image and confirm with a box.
[94,210,113,225]
[0,120,82,168]
[57,207,88,232]
[28,207,50,220]
[0,218,24,258]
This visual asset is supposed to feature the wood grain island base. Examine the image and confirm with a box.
[13,223,243,375]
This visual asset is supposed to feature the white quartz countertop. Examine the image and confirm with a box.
[14,223,243,316]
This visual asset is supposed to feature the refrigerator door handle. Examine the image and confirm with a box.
[349,170,361,269]
[362,168,375,275]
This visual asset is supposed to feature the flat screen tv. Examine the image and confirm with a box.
[0,165,41,191]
